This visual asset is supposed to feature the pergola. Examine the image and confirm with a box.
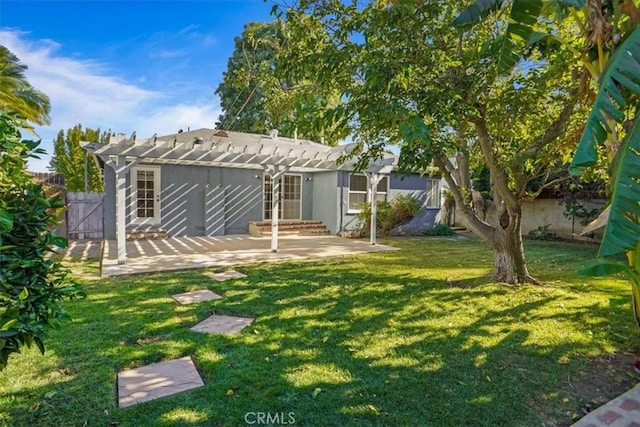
[82,129,396,265]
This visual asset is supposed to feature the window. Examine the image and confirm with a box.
[348,174,388,212]
[426,178,440,208]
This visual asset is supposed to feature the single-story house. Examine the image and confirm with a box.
[82,128,442,263]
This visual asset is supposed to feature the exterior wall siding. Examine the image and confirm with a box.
[310,171,340,234]
[103,164,438,239]
[103,167,116,239]
[104,163,264,238]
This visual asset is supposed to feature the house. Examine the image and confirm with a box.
[82,128,442,264]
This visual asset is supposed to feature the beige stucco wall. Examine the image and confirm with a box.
[454,198,607,239]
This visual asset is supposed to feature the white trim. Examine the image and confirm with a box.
[347,173,388,214]
[131,165,161,225]
[426,178,441,208]
[263,173,303,221]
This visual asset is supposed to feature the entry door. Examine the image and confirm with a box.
[132,166,161,224]
[264,174,302,220]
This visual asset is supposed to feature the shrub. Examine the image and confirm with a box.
[391,194,422,225]
[422,223,455,236]
[0,113,85,370]
[526,224,558,241]
[356,195,422,236]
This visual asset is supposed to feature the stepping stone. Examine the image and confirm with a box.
[207,271,247,281]
[117,356,204,408]
[191,314,254,335]
[171,289,222,304]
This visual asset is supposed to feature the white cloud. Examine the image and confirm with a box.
[1,29,221,171]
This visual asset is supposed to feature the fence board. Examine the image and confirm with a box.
[67,192,104,240]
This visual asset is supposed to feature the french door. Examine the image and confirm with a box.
[263,174,302,220]
[132,166,161,224]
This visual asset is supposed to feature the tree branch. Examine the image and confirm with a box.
[473,114,519,212]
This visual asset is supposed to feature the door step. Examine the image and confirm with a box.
[248,220,330,237]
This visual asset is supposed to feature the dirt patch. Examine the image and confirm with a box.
[535,351,640,426]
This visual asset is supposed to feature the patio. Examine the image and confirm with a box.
[100,235,397,276]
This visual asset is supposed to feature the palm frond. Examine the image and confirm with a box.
[570,25,640,171]
[598,118,640,257]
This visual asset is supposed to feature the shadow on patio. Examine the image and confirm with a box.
[100,235,398,277]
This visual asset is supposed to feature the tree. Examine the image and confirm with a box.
[0,46,51,125]
[276,0,584,284]
[454,0,640,320]
[50,124,105,192]
[215,21,347,144]
[0,113,85,370]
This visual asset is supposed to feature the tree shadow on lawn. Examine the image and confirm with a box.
[1,245,638,426]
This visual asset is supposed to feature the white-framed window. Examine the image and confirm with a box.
[348,174,388,212]
[426,178,440,208]
[131,166,161,224]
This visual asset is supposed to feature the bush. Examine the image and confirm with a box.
[526,224,558,241]
[392,194,422,225]
[0,113,85,370]
[356,195,422,236]
[422,223,455,236]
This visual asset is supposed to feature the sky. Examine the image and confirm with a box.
[0,0,277,171]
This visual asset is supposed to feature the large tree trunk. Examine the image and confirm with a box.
[491,210,536,284]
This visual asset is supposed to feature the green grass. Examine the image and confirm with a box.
[1,237,638,426]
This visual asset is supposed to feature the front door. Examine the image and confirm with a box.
[132,166,161,225]
[263,174,302,220]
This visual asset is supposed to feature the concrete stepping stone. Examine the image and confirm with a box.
[171,289,222,304]
[117,356,204,408]
[207,271,247,281]
[191,314,254,335]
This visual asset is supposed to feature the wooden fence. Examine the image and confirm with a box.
[66,192,104,240]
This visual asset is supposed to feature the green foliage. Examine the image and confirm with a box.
[356,200,393,236]
[422,223,455,236]
[215,21,344,143]
[0,113,85,370]
[527,224,558,241]
[471,164,492,199]
[49,124,105,192]
[356,195,422,236]
[0,47,51,125]
[3,239,632,426]
[391,194,423,225]
[570,25,640,175]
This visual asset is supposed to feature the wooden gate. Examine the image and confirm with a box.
[66,192,104,240]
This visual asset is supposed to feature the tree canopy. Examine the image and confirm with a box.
[215,21,347,144]
[49,124,105,192]
[275,0,587,283]
[0,46,51,125]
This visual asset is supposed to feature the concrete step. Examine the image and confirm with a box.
[126,228,168,240]
[249,220,330,237]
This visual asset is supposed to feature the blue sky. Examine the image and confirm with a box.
[0,0,276,171]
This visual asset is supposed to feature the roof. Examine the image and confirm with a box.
[81,128,397,173]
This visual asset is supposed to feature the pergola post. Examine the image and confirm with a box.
[266,165,289,252]
[367,172,383,246]
[271,165,280,252]
[115,156,127,264]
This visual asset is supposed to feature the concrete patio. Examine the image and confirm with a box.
[100,235,397,276]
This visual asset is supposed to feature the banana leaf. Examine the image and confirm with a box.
[597,118,640,257]
[570,24,640,172]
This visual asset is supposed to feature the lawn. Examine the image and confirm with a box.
[0,237,638,426]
